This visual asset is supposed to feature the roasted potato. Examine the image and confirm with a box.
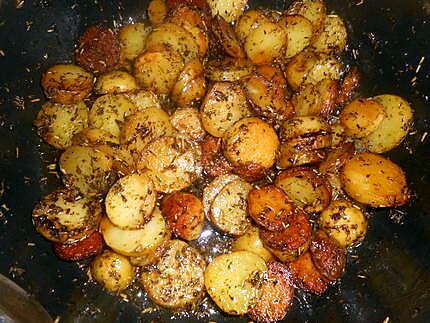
[200,82,251,137]
[34,101,89,150]
[280,116,330,141]
[32,188,102,244]
[286,0,326,33]
[318,200,368,247]
[94,70,139,94]
[311,14,347,55]
[280,14,313,59]
[170,107,206,141]
[207,0,248,23]
[90,250,135,293]
[341,152,410,207]
[212,14,246,59]
[124,89,161,111]
[203,174,240,217]
[200,135,233,177]
[206,57,255,82]
[118,23,151,62]
[71,128,119,146]
[141,240,206,309]
[53,231,104,262]
[235,9,268,42]
[41,64,94,104]
[205,251,267,315]
[231,226,274,261]
[148,0,168,26]
[162,192,204,241]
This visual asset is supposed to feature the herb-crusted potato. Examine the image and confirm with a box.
[280,14,314,59]
[124,89,161,111]
[170,107,206,141]
[141,240,206,309]
[341,152,410,207]
[34,101,89,149]
[206,57,255,82]
[203,174,240,217]
[286,0,327,34]
[118,23,151,61]
[94,70,139,94]
[32,188,102,244]
[232,226,274,261]
[235,9,268,42]
[312,14,347,55]
[205,251,267,315]
[207,0,248,23]
[212,14,246,59]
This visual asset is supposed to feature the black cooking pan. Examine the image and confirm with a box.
[0,0,429,322]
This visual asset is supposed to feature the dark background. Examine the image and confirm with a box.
[0,0,429,322]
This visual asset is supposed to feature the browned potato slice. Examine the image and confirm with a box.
[318,199,368,247]
[341,152,410,207]
[203,174,240,217]
[210,178,252,236]
[124,89,161,111]
[340,98,386,138]
[59,145,116,196]
[304,55,343,86]
[119,23,151,61]
[248,185,295,232]
[278,143,326,169]
[280,116,330,141]
[90,250,135,293]
[105,174,156,230]
[162,192,204,241]
[170,107,206,141]
[134,46,185,94]
[201,135,233,177]
[360,94,414,153]
[312,14,347,55]
[275,167,331,213]
[244,20,288,65]
[137,136,202,193]
[232,226,274,261]
[148,0,168,26]
[260,209,312,262]
[204,251,267,315]
[141,240,206,309]
[286,0,327,33]
[287,251,328,295]
[212,14,246,59]
[319,142,355,175]
[284,50,319,90]
[248,261,295,323]
[171,58,206,108]
[223,117,279,181]
[89,94,136,138]
[337,66,361,106]
[280,14,313,59]
[94,70,139,94]
[34,101,89,150]
[235,9,268,42]
[72,128,119,146]
[310,230,346,281]
[100,208,171,257]
[206,57,255,82]
[32,188,102,244]
[207,0,248,23]
[129,239,169,267]
[200,82,251,137]
[331,121,349,147]
[41,64,94,104]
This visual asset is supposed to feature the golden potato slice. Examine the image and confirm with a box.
[207,0,248,23]
[360,94,414,153]
[340,98,386,138]
[312,14,347,55]
[72,128,119,146]
[34,101,89,150]
[134,46,185,94]
[105,174,156,230]
[341,152,410,207]
[90,250,135,293]
[32,188,102,244]
[170,107,206,141]
[280,116,330,141]
[124,89,161,111]
[318,142,355,175]
[212,14,246,59]
[286,0,327,33]
[284,50,319,90]
[210,178,252,236]
[280,14,314,59]
[119,23,151,61]
[319,200,368,248]
[304,55,343,86]
[41,64,94,104]
[100,208,170,257]
[244,20,288,65]
[141,240,206,309]
[277,142,326,169]
[89,94,136,138]
[200,82,251,137]
[94,70,139,94]
[204,251,267,315]
[59,145,116,196]
[232,226,274,261]
[202,174,240,218]
[148,0,168,26]
[235,9,268,42]
[206,57,255,82]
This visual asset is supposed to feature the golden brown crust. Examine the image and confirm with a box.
[200,135,233,178]
[211,14,246,59]
[53,231,104,261]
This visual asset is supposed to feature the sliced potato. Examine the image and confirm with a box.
[281,14,313,59]
[202,174,240,218]
[280,116,330,141]
[339,98,386,138]
[204,251,267,315]
[232,226,274,261]
[304,55,343,86]
[59,145,116,196]
[207,0,248,23]
[105,174,156,230]
[100,208,170,257]
[41,64,94,104]
[170,107,206,141]
[318,142,355,175]
[277,143,326,169]
[341,152,410,207]
[318,199,368,247]
[34,101,89,150]
[72,128,119,146]
[148,0,168,26]
[200,82,251,138]
[89,94,136,138]
[210,178,252,236]
[141,240,206,309]
[206,57,255,82]
[90,250,135,293]
[312,14,347,55]
[162,192,204,241]
[284,50,319,90]
[94,70,139,94]
[124,89,161,111]
[275,167,331,213]
[286,0,326,33]
[235,9,268,42]
[360,94,413,153]
[32,188,102,244]
[119,23,151,61]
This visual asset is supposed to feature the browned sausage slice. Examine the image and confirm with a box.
[53,231,104,261]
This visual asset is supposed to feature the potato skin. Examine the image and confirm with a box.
[341,152,410,207]
[162,192,204,241]
[53,231,104,262]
